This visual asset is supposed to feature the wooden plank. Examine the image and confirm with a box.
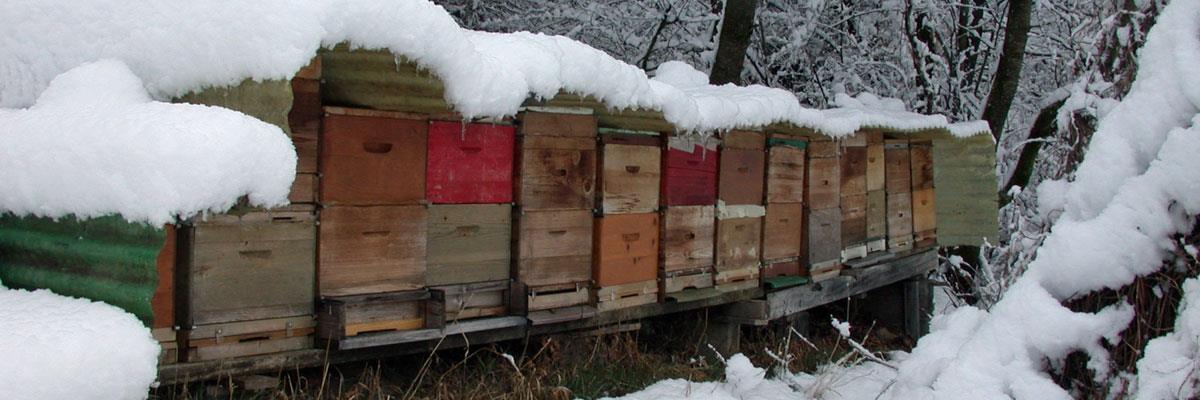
[718,148,766,205]
[519,111,597,137]
[319,206,426,297]
[594,213,660,287]
[527,305,597,325]
[289,173,318,204]
[884,140,911,194]
[722,130,765,150]
[715,217,763,271]
[153,225,176,329]
[766,145,806,203]
[806,208,841,265]
[764,249,936,319]
[289,78,321,174]
[662,269,715,293]
[866,141,885,192]
[931,133,998,246]
[807,157,840,210]
[528,285,591,312]
[762,203,803,260]
[599,144,661,214]
[912,188,936,233]
[910,140,934,191]
[516,210,593,287]
[808,139,838,158]
[426,121,515,204]
[660,206,715,273]
[516,136,597,211]
[189,336,312,362]
[317,290,437,341]
[426,204,511,286]
[887,192,914,252]
[320,110,427,205]
[190,316,316,339]
[595,280,658,312]
[841,193,867,247]
[840,146,867,195]
[866,190,887,239]
[188,217,315,325]
[763,260,802,278]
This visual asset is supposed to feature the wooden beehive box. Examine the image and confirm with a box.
[594,213,660,287]
[186,315,315,362]
[806,207,841,267]
[288,174,318,204]
[763,203,803,261]
[887,192,914,251]
[912,188,937,248]
[866,190,887,241]
[662,136,718,206]
[866,132,885,192]
[433,280,510,321]
[807,156,841,210]
[715,214,763,272]
[426,204,511,287]
[426,121,515,204]
[515,135,596,211]
[765,137,806,204]
[181,211,316,326]
[515,209,593,288]
[763,260,803,279]
[598,132,662,214]
[318,205,427,297]
[320,107,427,205]
[660,205,715,273]
[885,139,911,194]
[723,130,766,150]
[519,110,597,137]
[841,193,867,248]
[910,140,934,191]
[841,143,868,196]
[719,148,766,206]
[289,60,322,202]
[317,289,443,341]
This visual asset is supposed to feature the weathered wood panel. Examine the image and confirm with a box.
[289,173,318,204]
[318,290,440,340]
[516,210,593,287]
[763,260,802,278]
[926,132,997,246]
[910,140,934,191]
[884,140,911,194]
[763,203,803,260]
[320,110,427,205]
[866,190,887,239]
[719,149,766,205]
[661,205,716,273]
[806,208,841,265]
[887,192,914,251]
[594,213,660,287]
[866,141,885,192]
[426,204,511,287]
[722,130,765,150]
[715,217,762,271]
[599,143,661,214]
[319,206,426,296]
[289,78,321,174]
[519,111,597,137]
[808,139,838,158]
[153,226,176,329]
[516,136,596,211]
[912,188,937,247]
[766,144,806,203]
[427,121,515,204]
[807,157,840,210]
[840,146,868,195]
[188,214,315,325]
[841,193,867,246]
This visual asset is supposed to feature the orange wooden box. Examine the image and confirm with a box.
[594,213,660,287]
[320,108,427,206]
[763,203,803,260]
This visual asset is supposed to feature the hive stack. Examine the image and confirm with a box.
[425,120,515,322]
[659,135,718,297]
[761,135,807,287]
[514,109,597,320]
[317,107,437,343]
[885,139,915,252]
[805,138,842,282]
[864,132,888,254]
[715,131,766,292]
[910,140,937,248]
[592,129,661,311]
[839,133,869,262]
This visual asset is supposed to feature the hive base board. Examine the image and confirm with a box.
[763,276,810,290]
[914,230,937,249]
[843,252,898,270]
[528,305,598,325]
[335,316,528,350]
[527,283,591,312]
[663,287,724,303]
[317,290,443,342]
[809,261,842,282]
[715,266,760,292]
[186,317,316,362]
[188,336,313,362]
[866,238,887,253]
[595,280,658,313]
[154,328,179,365]
[662,268,715,294]
[433,280,510,322]
[888,235,914,253]
[840,243,869,263]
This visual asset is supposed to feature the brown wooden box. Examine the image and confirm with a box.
[519,111,597,137]
[433,280,509,321]
[183,212,315,326]
[516,136,596,211]
[317,290,443,340]
[319,206,426,297]
[912,188,937,247]
[763,260,803,278]
[806,208,841,265]
[516,209,594,287]
[809,139,838,158]
[885,140,911,194]
[289,77,321,175]
[719,148,766,205]
[715,217,763,271]
[841,193,867,247]
[599,141,661,214]
[807,157,841,210]
[867,141,885,192]
[722,130,766,150]
[320,108,427,206]
[910,141,934,191]
[289,173,318,204]
[887,192,914,251]
[866,190,887,239]
[594,213,660,287]
[763,203,803,260]
[840,146,868,195]
[427,204,511,287]
[766,144,806,203]
[186,316,315,362]
[661,205,715,273]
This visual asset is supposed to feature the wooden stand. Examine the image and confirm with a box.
[317,289,444,342]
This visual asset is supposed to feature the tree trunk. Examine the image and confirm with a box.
[980,0,1032,143]
[709,0,758,85]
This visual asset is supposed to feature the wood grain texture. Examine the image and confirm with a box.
[516,136,596,210]
[841,193,867,246]
[661,206,716,273]
[807,157,840,210]
[887,191,914,245]
[763,260,802,278]
[718,148,765,205]
[763,203,803,260]
[153,225,176,329]
[866,142,885,192]
[909,141,934,191]
[289,173,318,204]
[808,139,838,158]
[319,206,426,296]
[766,145,805,203]
[188,217,316,325]
[289,78,321,174]
[426,122,515,204]
[426,204,511,286]
[519,111,597,137]
[715,217,763,271]
[599,144,661,214]
[866,190,887,239]
[593,213,660,287]
[912,188,937,233]
[840,146,867,195]
[320,111,427,205]
[516,210,593,287]
[722,130,765,150]
[806,208,841,265]
[885,140,911,194]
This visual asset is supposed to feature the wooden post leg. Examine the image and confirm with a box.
[903,278,932,338]
[703,319,741,362]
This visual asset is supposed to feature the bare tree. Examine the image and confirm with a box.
[710,0,759,84]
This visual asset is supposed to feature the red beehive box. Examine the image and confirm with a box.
[662,137,718,206]
[427,121,515,204]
